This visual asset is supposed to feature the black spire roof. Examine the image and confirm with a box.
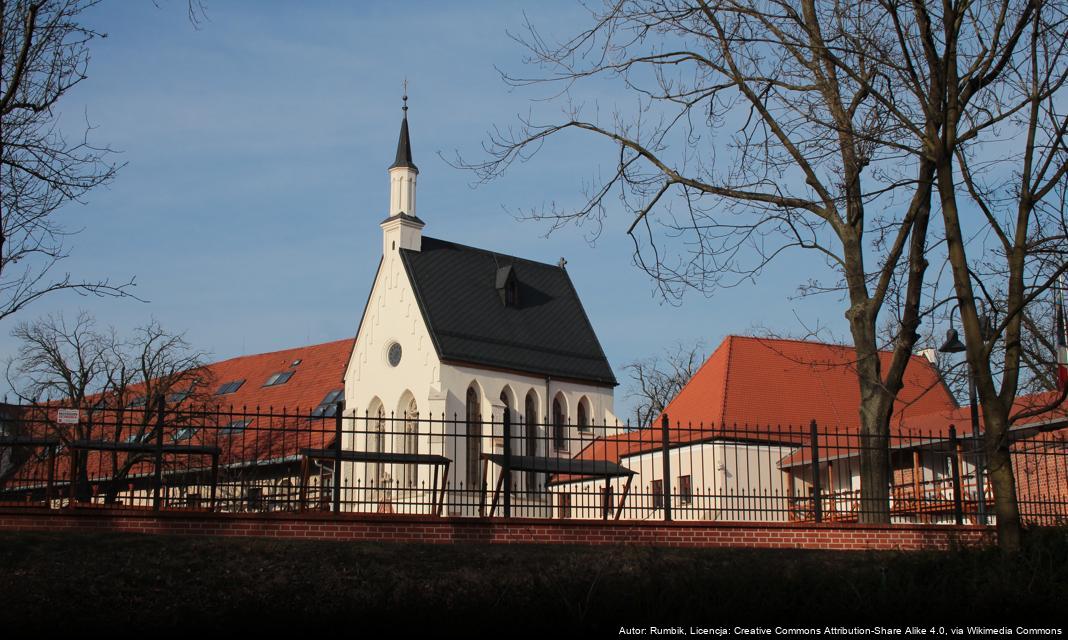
[389,95,418,173]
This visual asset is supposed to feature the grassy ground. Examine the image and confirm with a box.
[2,530,1065,632]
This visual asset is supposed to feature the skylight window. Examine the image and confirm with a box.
[215,380,245,395]
[263,371,294,387]
[167,390,191,404]
[312,389,344,417]
[290,359,302,367]
[173,427,197,442]
[221,419,252,435]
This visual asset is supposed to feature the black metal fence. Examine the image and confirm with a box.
[1,400,1065,525]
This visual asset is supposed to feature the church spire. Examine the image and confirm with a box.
[387,87,420,219]
[383,85,423,254]
[389,91,418,173]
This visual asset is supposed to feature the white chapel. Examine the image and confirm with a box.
[340,98,621,510]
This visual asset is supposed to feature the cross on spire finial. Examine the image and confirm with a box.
[390,80,417,174]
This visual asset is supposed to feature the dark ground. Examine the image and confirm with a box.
[1,529,1065,633]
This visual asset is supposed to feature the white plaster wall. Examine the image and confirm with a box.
[550,441,795,522]
[341,242,444,509]
[388,167,417,218]
[429,362,617,515]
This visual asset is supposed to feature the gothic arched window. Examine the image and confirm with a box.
[402,397,419,488]
[465,385,482,496]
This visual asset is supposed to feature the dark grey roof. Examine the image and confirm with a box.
[399,237,617,386]
[380,212,425,226]
[389,114,418,173]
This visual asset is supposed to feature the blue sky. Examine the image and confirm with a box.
[1,1,860,418]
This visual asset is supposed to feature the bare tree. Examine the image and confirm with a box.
[872,0,1068,552]
[5,312,212,501]
[623,341,706,427]
[0,1,139,320]
[2,0,209,322]
[462,0,940,522]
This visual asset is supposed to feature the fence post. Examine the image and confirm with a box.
[502,409,512,518]
[209,452,219,512]
[46,443,56,508]
[948,425,963,525]
[153,395,164,511]
[974,429,987,526]
[810,419,821,523]
[661,413,672,522]
[333,401,343,514]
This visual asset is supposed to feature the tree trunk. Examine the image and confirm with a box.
[74,450,92,503]
[857,427,891,523]
[982,409,1022,553]
[849,315,894,524]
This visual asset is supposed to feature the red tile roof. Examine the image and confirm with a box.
[4,338,354,489]
[197,337,353,413]
[662,335,957,430]
[571,336,960,469]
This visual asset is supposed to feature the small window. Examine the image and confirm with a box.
[290,359,302,367]
[679,475,692,505]
[311,404,339,418]
[124,432,150,444]
[387,342,402,367]
[505,279,519,306]
[312,390,344,417]
[263,371,294,387]
[215,380,245,395]
[552,398,567,451]
[221,419,251,435]
[173,427,197,442]
[577,399,590,432]
[652,479,664,510]
[129,396,146,408]
[602,485,614,519]
[167,390,191,404]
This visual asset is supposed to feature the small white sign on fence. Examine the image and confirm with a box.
[56,408,80,425]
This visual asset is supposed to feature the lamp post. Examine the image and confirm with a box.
[938,304,994,525]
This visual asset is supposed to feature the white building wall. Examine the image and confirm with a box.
[341,240,444,511]
[549,441,796,522]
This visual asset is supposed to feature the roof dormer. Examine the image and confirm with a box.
[496,264,519,307]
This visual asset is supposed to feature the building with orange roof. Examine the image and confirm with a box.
[0,338,353,511]
[549,336,1068,525]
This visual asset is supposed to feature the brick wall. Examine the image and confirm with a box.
[0,506,994,551]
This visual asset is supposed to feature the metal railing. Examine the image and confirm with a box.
[1,400,1065,525]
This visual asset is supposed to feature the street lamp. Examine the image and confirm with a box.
[938,303,994,525]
